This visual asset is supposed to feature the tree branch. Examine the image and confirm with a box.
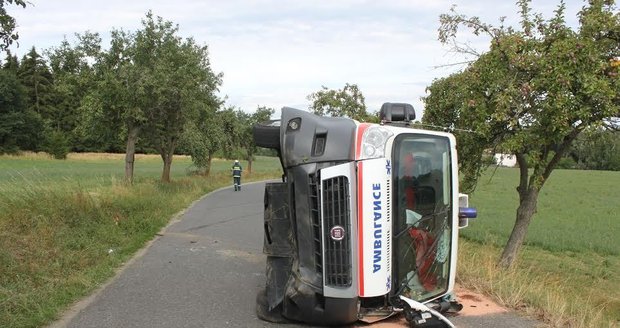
[542,126,583,181]
[432,60,476,69]
[515,152,529,201]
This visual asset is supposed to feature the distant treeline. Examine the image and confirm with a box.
[559,129,620,171]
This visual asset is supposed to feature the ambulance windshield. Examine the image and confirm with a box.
[392,134,453,302]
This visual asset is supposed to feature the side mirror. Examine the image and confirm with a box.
[458,207,477,228]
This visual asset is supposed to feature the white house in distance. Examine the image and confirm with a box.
[494,153,517,167]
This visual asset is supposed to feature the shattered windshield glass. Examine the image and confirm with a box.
[392,134,452,302]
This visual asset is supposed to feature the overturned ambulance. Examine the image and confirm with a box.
[253,103,476,327]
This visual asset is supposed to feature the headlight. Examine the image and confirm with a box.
[360,126,393,159]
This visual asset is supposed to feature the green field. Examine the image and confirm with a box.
[459,168,620,327]
[463,168,618,255]
[0,153,281,189]
[0,153,282,328]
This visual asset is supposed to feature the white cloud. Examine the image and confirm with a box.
[6,0,587,117]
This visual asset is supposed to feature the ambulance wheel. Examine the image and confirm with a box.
[253,121,280,150]
[255,288,289,323]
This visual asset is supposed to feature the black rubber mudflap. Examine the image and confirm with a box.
[256,288,290,323]
[282,277,359,326]
[265,256,293,310]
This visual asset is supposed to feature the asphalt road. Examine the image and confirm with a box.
[54,181,539,328]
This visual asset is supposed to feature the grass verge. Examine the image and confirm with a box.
[458,168,620,328]
[0,154,281,328]
[458,239,619,327]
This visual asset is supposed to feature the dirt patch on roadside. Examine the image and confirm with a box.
[455,286,508,316]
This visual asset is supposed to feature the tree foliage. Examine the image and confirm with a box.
[181,120,216,176]
[236,106,274,173]
[0,52,44,153]
[0,66,26,153]
[138,14,222,183]
[0,11,226,181]
[181,107,235,176]
[18,47,54,117]
[0,0,26,51]
[307,83,376,122]
[424,0,619,267]
[47,33,100,150]
[85,28,146,179]
[567,128,620,170]
[77,12,223,183]
[43,130,70,159]
[181,105,273,176]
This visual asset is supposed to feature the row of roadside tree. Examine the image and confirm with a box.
[0,11,274,182]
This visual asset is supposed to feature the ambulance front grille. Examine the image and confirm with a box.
[322,176,352,287]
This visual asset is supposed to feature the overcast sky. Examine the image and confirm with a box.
[6,0,584,118]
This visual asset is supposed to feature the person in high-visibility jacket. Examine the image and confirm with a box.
[231,160,243,191]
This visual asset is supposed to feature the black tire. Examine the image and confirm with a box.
[253,120,281,150]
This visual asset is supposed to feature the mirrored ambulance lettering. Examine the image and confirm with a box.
[372,183,382,273]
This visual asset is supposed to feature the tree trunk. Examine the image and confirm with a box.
[158,137,177,183]
[204,152,213,177]
[124,127,139,184]
[246,148,254,174]
[161,152,173,183]
[34,72,40,114]
[499,188,539,268]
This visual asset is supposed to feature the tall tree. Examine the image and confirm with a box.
[83,12,222,183]
[47,33,100,149]
[0,55,43,152]
[218,107,241,158]
[85,28,143,181]
[18,47,54,118]
[0,0,26,52]
[181,106,233,177]
[307,83,376,121]
[136,12,222,183]
[0,65,24,152]
[236,106,274,174]
[2,49,18,70]
[424,0,619,267]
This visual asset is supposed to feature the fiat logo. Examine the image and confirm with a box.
[330,226,345,241]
